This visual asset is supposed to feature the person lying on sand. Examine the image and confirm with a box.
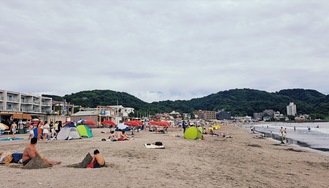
[22,137,61,166]
[88,149,105,168]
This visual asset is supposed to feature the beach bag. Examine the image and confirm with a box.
[154,141,163,146]
[86,163,94,168]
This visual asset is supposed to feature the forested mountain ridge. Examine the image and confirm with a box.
[43,88,329,118]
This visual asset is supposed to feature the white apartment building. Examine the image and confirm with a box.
[0,89,52,121]
[286,102,297,116]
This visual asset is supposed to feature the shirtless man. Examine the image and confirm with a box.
[89,149,105,168]
[22,137,61,166]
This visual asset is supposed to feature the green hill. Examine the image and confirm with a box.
[44,88,329,118]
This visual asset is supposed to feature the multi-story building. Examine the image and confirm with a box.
[286,102,297,116]
[0,89,52,122]
[194,110,216,120]
[216,110,232,120]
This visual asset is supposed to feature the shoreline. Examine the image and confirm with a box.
[255,130,329,155]
[250,122,329,153]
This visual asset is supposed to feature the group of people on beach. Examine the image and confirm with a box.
[108,130,130,141]
[28,121,63,141]
[22,137,105,168]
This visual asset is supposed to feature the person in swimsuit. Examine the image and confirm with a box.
[89,149,105,168]
[22,138,61,166]
[11,121,17,138]
[117,130,129,141]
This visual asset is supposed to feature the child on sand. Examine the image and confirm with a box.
[88,149,105,168]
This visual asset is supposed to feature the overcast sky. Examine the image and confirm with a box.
[1,0,329,103]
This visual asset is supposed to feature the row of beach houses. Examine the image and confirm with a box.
[0,89,135,127]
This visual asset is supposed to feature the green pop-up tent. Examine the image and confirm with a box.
[184,126,203,140]
[77,125,93,138]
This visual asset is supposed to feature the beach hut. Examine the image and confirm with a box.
[184,126,203,140]
[77,125,93,138]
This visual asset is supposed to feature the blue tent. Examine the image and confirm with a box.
[63,122,76,127]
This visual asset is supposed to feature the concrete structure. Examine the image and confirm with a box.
[0,89,52,123]
[194,110,216,120]
[216,110,232,120]
[108,105,134,124]
[286,102,297,116]
[72,105,132,126]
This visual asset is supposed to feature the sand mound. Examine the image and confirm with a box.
[22,155,51,169]
[66,153,92,168]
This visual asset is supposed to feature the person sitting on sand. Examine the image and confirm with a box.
[117,130,129,141]
[22,137,61,166]
[209,128,219,136]
[108,131,118,141]
[88,149,105,168]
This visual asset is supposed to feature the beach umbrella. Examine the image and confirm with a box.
[149,121,170,127]
[82,120,96,126]
[0,123,9,130]
[116,123,129,130]
[77,119,85,124]
[124,121,140,127]
[158,122,170,127]
[148,121,159,126]
[133,120,143,125]
[101,120,115,126]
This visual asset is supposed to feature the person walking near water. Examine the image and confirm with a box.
[282,128,287,144]
[280,127,285,144]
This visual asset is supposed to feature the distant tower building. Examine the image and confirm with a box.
[286,102,297,116]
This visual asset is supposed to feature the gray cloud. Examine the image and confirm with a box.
[1,0,329,103]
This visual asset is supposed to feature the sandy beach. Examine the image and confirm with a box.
[1,123,328,188]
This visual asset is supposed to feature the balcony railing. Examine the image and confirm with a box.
[21,99,32,104]
[33,101,40,104]
[7,99,20,103]
[6,108,19,111]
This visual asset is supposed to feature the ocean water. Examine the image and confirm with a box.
[251,122,329,152]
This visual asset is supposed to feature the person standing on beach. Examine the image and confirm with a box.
[43,121,50,141]
[182,120,187,133]
[11,121,17,138]
[282,128,287,144]
[280,127,285,144]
